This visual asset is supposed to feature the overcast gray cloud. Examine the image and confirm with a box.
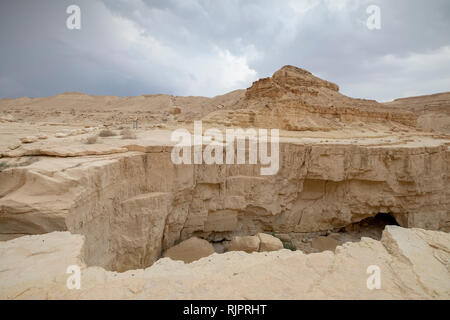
[0,0,449,101]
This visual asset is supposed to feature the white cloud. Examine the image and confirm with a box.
[64,1,259,97]
[289,0,320,14]
[380,46,450,73]
[185,47,259,96]
[324,0,367,11]
[1,0,449,99]
[343,46,450,101]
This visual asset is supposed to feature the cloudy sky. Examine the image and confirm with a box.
[0,0,449,101]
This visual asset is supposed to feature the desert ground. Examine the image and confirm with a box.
[0,66,449,299]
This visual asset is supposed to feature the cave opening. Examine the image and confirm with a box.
[337,212,400,238]
[293,212,401,254]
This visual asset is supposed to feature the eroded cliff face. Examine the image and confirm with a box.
[1,140,448,272]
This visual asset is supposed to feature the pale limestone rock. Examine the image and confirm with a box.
[228,233,283,253]
[0,232,85,300]
[0,226,449,299]
[0,139,448,273]
[257,233,283,252]
[162,237,215,263]
[0,66,448,300]
[0,69,448,275]
[381,226,450,297]
[111,192,172,271]
[228,235,260,253]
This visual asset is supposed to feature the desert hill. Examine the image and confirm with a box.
[1,65,449,134]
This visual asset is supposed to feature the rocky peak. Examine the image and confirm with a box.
[245,65,339,99]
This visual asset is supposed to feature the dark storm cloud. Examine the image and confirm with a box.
[0,0,449,101]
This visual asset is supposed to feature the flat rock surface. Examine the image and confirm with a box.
[0,226,449,299]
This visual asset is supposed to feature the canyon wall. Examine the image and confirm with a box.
[1,142,448,272]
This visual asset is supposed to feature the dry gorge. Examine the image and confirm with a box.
[0,66,449,299]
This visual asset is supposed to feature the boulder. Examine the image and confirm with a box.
[163,237,215,263]
[227,236,260,253]
[257,233,283,252]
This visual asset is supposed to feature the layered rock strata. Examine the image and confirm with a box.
[204,66,417,130]
[1,139,448,272]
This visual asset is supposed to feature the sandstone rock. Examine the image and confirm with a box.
[257,233,283,252]
[163,237,215,263]
[204,65,417,130]
[37,134,48,140]
[311,236,341,252]
[228,236,260,253]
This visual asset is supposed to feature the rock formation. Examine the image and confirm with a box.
[162,237,215,263]
[0,135,448,272]
[0,65,449,299]
[203,66,417,131]
[0,226,449,299]
[227,233,283,253]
